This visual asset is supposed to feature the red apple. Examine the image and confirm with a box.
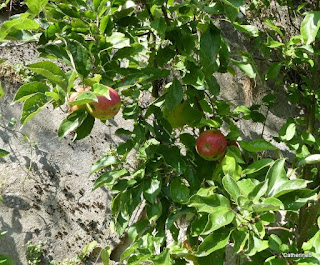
[196,130,227,161]
[86,86,121,120]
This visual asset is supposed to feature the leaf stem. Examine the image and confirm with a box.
[265,226,292,233]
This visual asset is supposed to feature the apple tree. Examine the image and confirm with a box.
[1,0,320,264]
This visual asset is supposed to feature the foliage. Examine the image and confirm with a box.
[49,240,108,264]
[25,242,44,265]
[24,240,98,265]
[1,0,320,264]
[0,75,11,265]
[0,81,9,158]
[0,232,14,265]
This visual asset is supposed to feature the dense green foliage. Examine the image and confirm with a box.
[1,0,320,264]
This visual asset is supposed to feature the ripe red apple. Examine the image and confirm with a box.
[196,130,227,161]
[86,86,121,120]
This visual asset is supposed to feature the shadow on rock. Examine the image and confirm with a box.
[0,209,24,265]
[2,195,31,210]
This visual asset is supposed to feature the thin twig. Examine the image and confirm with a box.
[266,226,292,233]
[286,0,299,32]
[93,248,103,265]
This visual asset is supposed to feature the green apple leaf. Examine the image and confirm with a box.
[301,11,320,44]
[239,139,276,152]
[195,229,231,257]
[0,149,9,157]
[58,110,88,140]
[14,82,50,102]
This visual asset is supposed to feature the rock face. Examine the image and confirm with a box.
[0,14,299,265]
[0,78,133,264]
[0,40,132,263]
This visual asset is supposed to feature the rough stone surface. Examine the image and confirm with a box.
[0,78,134,264]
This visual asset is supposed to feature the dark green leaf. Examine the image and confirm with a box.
[57,3,80,18]
[206,75,220,95]
[67,39,91,78]
[93,168,128,191]
[90,155,118,175]
[14,82,50,102]
[280,189,317,211]
[68,91,98,105]
[151,17,167,39]
[268,234,283,253]
[21,93,50,124]
[279,120,296,141]
[224,3,238,22]
[25,0,48,14]
[75,112,95,140]
[165,78,183,110]
[170,178,190,203]
[0,13,39,41]
[100,246,111,265]
[146,202,162,223]
[128,220,149,241]
[158,146,186,174]
[297,154,320,167]
[222,175,241,202]
[252,197,284,212]
[232,230,248,254]
[92,83,110,99]
[264,256,287,265]
[0,255,14,265]
[233,23,259,37]
[58,110,88,140]
[191,213,209,236]
[106,32,130,49]
[0,149,9,157]
[202,207,235,235]
[151,248,171,265]
[189,194,230,213]
[224,0,245,8]
[0,83,4,99]
[28,61,68,90]
[195,229,231,257]
[242,159,274,175]
[156,47,175,67]
[266,62,282,80]
[200,24,221,67]
[266,159,309,197]
[144,178,161,203]
[239,139,276,152]
[301,11,320,44]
